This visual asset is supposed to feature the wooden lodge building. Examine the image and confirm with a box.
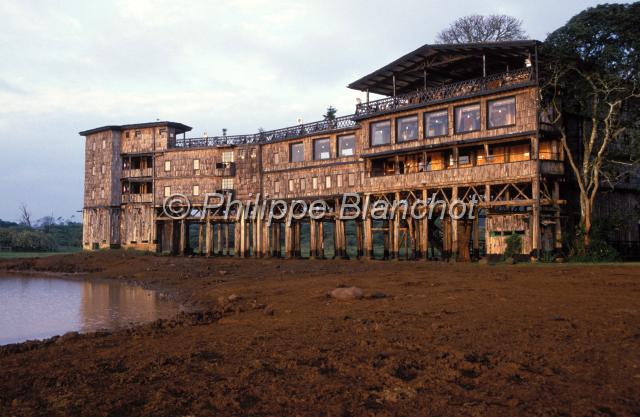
[80,40,627,261]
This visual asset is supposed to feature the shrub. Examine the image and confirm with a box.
[504,233,522,258]
[12,230,57,252]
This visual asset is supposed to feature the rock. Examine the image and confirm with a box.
[504,257,516,265]
[328,286,364,300]
[219,270,228,276]
[228,294,240,302]
[478,257,489,265]
[555,257,565,263]
[264,306,274,316]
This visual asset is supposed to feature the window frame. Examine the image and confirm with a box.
[337,134,356,158]
[395,114,419,143]
[423,108,450,138]
[289,141,304,163]
[313,137,331,161]
[164,160,171,172]
[486,96,517,130]
[454,103,481,134]
[369,119,392,147]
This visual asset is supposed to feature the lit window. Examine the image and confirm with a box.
[102,139,106,149]
[164,186,171,197]
[290,142,304,162]
[348,173,355,186]
[313,138,331,160]
[289,179,294,191]
[455,104,481,133]
[337,174,343,187]
[193,159,200,170]
[424,110,449,137]
[164,161,171,172]
[100,189,105,198]
[488,97,516,128]
[91,190,95,200]
[222,178,234,189]
[325,175,331,188]
[92,141,96,151]
[338,134,355,157]
[300,178,306,191]
[193,185,200,196]
[222,151,234,163]
[274,180,280,193]
[92,166,96,176]
[370,120,391,146]
[101,164,105,174]
[312,177,318,189]
[396,115,418,142]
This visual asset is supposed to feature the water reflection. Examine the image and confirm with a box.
[0,276,178,345]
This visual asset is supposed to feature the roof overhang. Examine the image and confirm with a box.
[348,40,539,96]
[79,121,192,136]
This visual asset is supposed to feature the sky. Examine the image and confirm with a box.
[0,0,627,222]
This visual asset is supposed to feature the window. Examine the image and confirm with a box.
[424,110,449,137]
[164,186,171,197]
[396,115,418,142]
[274,153,280,164]
[300,178,306,191]
[101,164,105,174]
[92,166,96,176]
[274,180,280,193]
[337,174,343,187]
[455,104,481,133]
[313,138,331,160]
[289,179,294,192]
[370,120,391,146]
[100,189,105,199]
[164,161,171,172]
[290,142,304,162]
[222,178,234,189]
[348,173,356,186]
[193,185,200,196]
[159,128,166,135]
[102,139,106,149]
[92,141,96,151]
[222,151,234,163]
[125,132,130,138]
[91,190,95,200]
[251,148,257,159]
[458,149,474,167]
[488,97,516,128]
[325,175,331,188]
[312,177,318,190]
[338,134,355,157]
[135,130,141,137]
[193,159,200,170]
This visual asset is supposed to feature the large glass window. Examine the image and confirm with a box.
[396,115,418,142]
[424,110,449,137]
[455,104,481,133]
[338,134,355,157]
[488,97,516,128]
[290,142,304,162]
[313,138,331,160]
[370,120,391,146]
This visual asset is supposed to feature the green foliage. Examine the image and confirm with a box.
[323,106,337,121]
[12,230,57,252]
[504,233,522,258]
[566,223,620,262]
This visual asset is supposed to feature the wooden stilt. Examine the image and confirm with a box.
[451,186,459,261]
[356,221,363,259]
[318,221,325,259]
[179,220,187,256]
[224,223,230,256]
[205,221,213,257]
[309,219,317,259]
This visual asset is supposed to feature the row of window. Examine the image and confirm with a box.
[274,172,359,193]
[370,96,517,146]
[161,151,235,173]
[289,134,356,163]
[162,178,235,198]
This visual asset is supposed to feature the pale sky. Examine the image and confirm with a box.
[0,0,626,222]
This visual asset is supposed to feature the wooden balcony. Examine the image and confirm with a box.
[121,193,153,204]
[355,68,534,119]
[122,168,153,178]
[364,160,546,191]
[214,162,236,176]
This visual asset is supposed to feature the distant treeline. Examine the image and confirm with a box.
[0,218,82,252]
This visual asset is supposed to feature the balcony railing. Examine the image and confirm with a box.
[121,193,153,204]
[169,115,358,149]
[355,68,534,118]
[122,168,153,178]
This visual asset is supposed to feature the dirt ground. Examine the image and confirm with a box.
[0,252,639,417]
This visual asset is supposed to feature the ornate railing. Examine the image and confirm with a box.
[355,68,533,118]
[170,115,358,149]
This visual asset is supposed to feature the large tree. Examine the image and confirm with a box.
[541,2,640,249]
[435,15,526,44]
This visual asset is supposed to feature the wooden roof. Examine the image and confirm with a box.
[79,121,192,136]
[347,40,539,96]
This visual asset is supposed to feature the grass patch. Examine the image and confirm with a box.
[0,247,82,259]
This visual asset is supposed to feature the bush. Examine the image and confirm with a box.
[0,228,15,249]
[504,233,522,258]
[12,230,57,252]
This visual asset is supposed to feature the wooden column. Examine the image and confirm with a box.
[309,219,317,259]
[472,211,479,259]
[205,221,213,257]
[363,195,372,260]
[553,181,562,251]
[198,223,204,256]
[451,186,458,261]
[224,223,230,256]
[284,222,293,259]
[318,221,325,259]
[356,221,363,259]
[422,188,429,260]
[484,184,491,256]
[532,178,541,257]
[384,219,391,260]
[179,220,187,256]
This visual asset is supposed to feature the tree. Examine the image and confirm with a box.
[541,3,640,249]
[323,106,337,121]
[435,15,527,44]
[18,203,32,228]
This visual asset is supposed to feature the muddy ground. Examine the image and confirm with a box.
[0,252,639,417]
